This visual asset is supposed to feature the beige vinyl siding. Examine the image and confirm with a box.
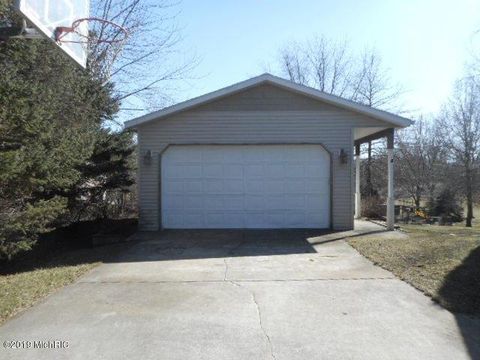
[136,85,386,231]
[195,84,340,111]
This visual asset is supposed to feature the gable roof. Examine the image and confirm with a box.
[124,73,413,129]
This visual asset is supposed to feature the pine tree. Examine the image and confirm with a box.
[430,188,464,223]
[69,128,135,220]
[0,2,118,258]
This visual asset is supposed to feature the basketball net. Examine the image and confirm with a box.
[55,17,128,81]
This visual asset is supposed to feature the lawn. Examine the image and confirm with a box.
[349,222,480,315]
[0,219,136,325]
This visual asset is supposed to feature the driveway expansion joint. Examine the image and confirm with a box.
[77,277,396,284]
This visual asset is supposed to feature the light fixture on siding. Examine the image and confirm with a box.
[143,149,152,165]
[339,149,348,164]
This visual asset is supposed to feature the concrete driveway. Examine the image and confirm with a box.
[1,221,479,359]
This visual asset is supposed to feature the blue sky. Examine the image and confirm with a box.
[159,0,479,118]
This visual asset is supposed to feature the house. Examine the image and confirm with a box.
[125,73,412,231]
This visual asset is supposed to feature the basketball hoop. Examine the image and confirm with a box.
[54,17,128,76]
[54,17,128,46]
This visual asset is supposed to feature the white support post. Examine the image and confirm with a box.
[355,154,361,219]
[386,147,395,230]
[356,128,395,230]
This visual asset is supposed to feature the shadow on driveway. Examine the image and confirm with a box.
[118,229,330,262]
[1,222,384,276]
[115,227,383,263]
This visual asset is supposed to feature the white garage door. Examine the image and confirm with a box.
[161,145,330,229]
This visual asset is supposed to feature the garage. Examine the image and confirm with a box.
[161,144,331,229]
[126,73,412,231]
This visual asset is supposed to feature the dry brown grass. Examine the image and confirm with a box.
[0,242,133,325]
[349,221,480,314]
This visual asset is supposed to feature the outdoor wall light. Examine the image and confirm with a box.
[339,148,348,164]
[143,149,152,165]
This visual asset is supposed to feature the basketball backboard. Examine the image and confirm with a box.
[15,0,89,67]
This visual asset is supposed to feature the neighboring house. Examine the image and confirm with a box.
[125,73,412,231]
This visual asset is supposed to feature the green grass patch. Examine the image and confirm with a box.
[0,219,136,325]
[349,222,480,315]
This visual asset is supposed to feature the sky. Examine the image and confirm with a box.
[151,0,480,119]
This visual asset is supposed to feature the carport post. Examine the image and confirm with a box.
[386,129,395,231]
[355,144,361,219]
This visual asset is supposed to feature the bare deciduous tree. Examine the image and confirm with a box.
[279,42,309,86]
[351,50,403,109]
[277,37,403,110]
[88,0,197,120]
[396,118,445,209]
[278,37,351,96]
[438,78,480,227]
[305,37,351,95]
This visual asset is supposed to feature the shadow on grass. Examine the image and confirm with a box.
[437,245,480,359]
[308,229,388,245]
[0,218,138,276]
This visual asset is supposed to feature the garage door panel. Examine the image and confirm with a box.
[205,212,223,226]
[284,164,305,177]
[205,211,244,228]
[265,213,285,227]
[283,194,306,209]
[244,211,267,227]
[305,164,325,177]
[161,145,330,229]
[283,149,305,161]
[245,195,265,210]
[265,164,284,177]
[187,165,203,178]
[163,180,183,194]
[163,212,185,227]
[284,180,305,193]
[306,180,329,194]
[168,147,202,162]
[204,180,223,193]
[224,179,243,193]
[184,180,203,193]
[224,164,243,177]
[245,164,265,177]
[222,148,244,161]
[284,211,306,227]
[164,165,180,179]
[183,195,203,209]
[264,180,284,194]
[203,164,223,177]
[263,195,284,210]
[223,195,244,210]
[204,197,224,210]
[202,148,224,161]
[245,180,264,194]
[222,213,244,228]
[243,147,263,161]
[184,212,205,227]
[164,194,184,210]
[306,196,329,210]
[305,211,328,224]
